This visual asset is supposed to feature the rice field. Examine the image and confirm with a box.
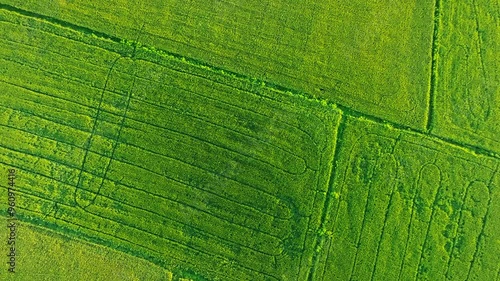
[0,1,498,280]
[313,117,500,281]
[0,223,172,280]
[432,0,500,155]
[0,0,435,129]
[0,6,340,280]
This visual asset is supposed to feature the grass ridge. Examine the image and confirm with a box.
[306,112,345,281]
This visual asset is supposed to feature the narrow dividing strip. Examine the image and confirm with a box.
[0,3,123,45]
[306,112,345,281]
[426,0,441,132]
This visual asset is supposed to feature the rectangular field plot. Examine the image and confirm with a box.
[432,0,500,154]
[0,9,341,281]
[0,220,172,280]
[1,0,434,129]
[314,116,500,281]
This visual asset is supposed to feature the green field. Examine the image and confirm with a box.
[0,1,498,280]
[0,223,174,280]
[432,0,500,155]
[315,117,500,281]
[0,7,340,280]
[1,0,435,129]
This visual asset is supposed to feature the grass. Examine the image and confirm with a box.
[315,116,500,281]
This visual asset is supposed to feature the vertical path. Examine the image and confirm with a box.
[426,0,441,133]
[306,112,345,281]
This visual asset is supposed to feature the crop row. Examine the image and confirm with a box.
[2,4,499,281]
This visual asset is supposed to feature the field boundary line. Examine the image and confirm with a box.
[426,0,441,132]
[0,4,123,44]
[305,112,344,281]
